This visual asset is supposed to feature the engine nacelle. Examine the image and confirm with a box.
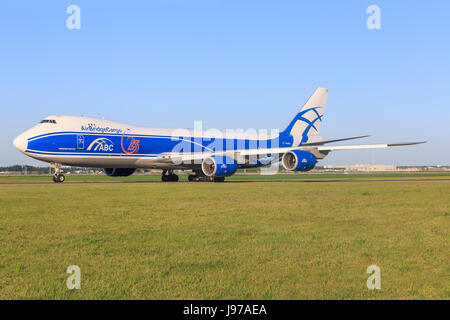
[281,150,317,172]
[103,168,136,177]
[201,156,238,177]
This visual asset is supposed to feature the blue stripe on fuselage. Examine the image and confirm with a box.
[26,132,285,156]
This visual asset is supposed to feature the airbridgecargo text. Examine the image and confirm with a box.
[81,125,122,134]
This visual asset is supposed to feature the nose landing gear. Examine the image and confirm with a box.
[51,163,65,183]
[53,173,65,183]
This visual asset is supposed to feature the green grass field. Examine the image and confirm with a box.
[0,173,449,299]
[0,171,448,183]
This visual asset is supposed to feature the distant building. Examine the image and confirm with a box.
[323,164,396,172]
[322,164,449,172]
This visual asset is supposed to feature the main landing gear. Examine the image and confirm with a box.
[188,170,225,182]
[160,169,225,182]
[51,163,65,183]
[161,170,179,182]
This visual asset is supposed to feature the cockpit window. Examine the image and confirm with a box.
[40,119,57,124]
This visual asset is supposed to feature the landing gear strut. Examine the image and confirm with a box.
[161,170,179,182]
[51,163,65,183]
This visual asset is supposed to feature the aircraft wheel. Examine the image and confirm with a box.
[54,174,65,183]
[213,176,225,182]
[162,174,178,182]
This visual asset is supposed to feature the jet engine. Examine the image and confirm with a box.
[281,150,317,172]
[201,156,238,177]
[103,168,136,177]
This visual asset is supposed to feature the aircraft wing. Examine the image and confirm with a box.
[227,141,426,157]
[157,141,426,164]
[316,141,426,151]
[301,135,371,146]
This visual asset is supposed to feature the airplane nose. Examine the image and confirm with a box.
[13,133,28,153]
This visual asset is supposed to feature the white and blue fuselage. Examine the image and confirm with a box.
[13,88,424,182]
[13,115,281,170]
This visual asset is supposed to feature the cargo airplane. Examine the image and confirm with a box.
[13,88,424,182]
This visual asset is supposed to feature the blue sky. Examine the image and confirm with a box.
[1,0,448,166]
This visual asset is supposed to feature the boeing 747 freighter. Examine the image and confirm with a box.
[13,88,424,182]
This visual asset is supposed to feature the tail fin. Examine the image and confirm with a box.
[281,87,328,146]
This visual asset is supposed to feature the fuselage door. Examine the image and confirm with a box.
[77,135,85,150]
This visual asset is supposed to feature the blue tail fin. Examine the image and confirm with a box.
[281,87,328,146]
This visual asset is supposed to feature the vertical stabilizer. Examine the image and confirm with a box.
[281,87,328,146]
